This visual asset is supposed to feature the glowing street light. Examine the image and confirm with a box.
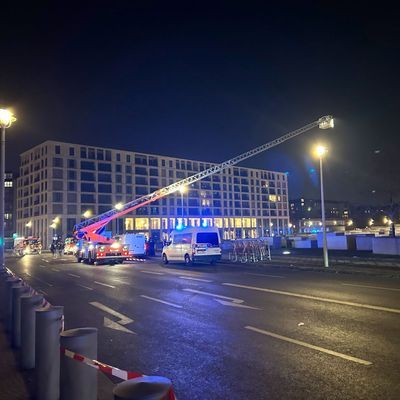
[52,217,60,224]
[25,221,32,228]
[368,218,374,226]
[313,144,329,268]
[115,202,124,211]
[347,219,353,227]
[0,109,16,269]
[82,210,92,219]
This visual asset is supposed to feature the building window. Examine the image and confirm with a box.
[116,164,122,173]
[98,163,112,172]
[81,194,95,203]
[88,148,95,159]
[53,192,63,202]
[68,182,76,191]
[126,155,131,163]
[80,147,87,158]
[53,157,63,167]
[81,172,95,181]
[97,149,104,160]
[98,184,112,193]
[125,165,132,174]
[81,161,95,170]
[55,145,61,154]
[98,173,111,182]
[98,194,112,204]
[68,159,76,169]
[69,147,75,156]
[116,153,121,162]
[68,170,76,180]
[53,169,63,179]
[136,218,149,230]
[81,183,96,192]
[53,180,63,190]
[105,150,112,161]
[4,181,12,187]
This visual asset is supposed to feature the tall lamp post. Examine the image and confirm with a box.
[178,186,187,223]
[115,203,123,235]
[314,145,329,267]
[0,109,16,270]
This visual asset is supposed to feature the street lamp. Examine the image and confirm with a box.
[314,145,329,267]
[0,109,16,269]
[178,186,187,220]
[82,210,92,219]
[25,220,32,236]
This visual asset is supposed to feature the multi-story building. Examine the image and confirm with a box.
[4,172,16,240]
[16,141,290,247]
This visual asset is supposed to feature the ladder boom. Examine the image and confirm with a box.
[75,115,333,239]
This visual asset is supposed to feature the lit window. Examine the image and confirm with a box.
[269,195,277,202]
[4,181,12,187]
[136,218,149,230]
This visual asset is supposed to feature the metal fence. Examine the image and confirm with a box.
[228,239,271,263]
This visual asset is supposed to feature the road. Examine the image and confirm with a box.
[6,254,400,399]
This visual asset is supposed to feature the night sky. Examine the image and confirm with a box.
[1,2,399,204]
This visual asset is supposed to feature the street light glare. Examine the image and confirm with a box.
[52,217,60,224]
[83,210,92,219]
[178,186,187,194]
[25,221,32,228]
[318,115,334,129]
[115,202,124,211]
[315,145,327,158]
[0,109,16,128]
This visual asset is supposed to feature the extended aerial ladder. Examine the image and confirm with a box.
[74,115,334,245]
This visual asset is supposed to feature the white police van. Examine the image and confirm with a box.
[162,227,222,265]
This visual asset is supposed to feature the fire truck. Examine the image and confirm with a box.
[73,116,334,264]
[14,237,43,256]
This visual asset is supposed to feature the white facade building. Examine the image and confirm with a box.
[16,141,290,247]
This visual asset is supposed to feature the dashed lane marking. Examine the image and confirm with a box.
[245,326,372,366]
[342,283,400,292]
[140,295,183,309]
[68,273,81,278]
[94,281,116,289]
[77,284,94,291]
[39,265,46,268]
[245,273,285,278]
[223,283,400,314]
[112,279,131,285]
[183,288,244,303]
[139,270,164,275]
[51,268,60,272]
[178,276,213,283]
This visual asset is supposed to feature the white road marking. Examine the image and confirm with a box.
[25,272,32,276]
[245,273,284,278]
[223,283,400,314]
[112,278,130,285]
[140,295,183,308]
[94,281,116,289]
[41,259,50,263]
[214,299,260,309]
[39,265,46,268]
[51,268,60,272]
[183,288,244,304]
[103,317,136,335]
[39,290,48,296]
[140,270,164,275]
[28,276,53,287]
[68,273,81,278]
[179,276,213,283]
[245,326,372,366]
[342,283,400,292]
[77,284,93,291]
[89,301,133,325]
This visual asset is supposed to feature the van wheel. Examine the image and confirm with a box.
[184,254,191,266]
[162,254,169,265]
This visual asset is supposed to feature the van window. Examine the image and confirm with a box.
[173,233,192,244]
[196,233,219,246]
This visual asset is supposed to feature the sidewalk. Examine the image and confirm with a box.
[0,323,30,400]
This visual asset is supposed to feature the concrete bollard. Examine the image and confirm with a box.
[113,376,172,400]
[20,294,44,369]
[4,277,21,333]
[0,270,12,320]
[11,285,30,347]
[60,327,98,400]
[35,306,64,400]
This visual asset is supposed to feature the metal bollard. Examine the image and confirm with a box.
[4,277,21,333]
[11,285,30,347]
[113,376,172,400]
[20,294,43,369]
[60,327,98,400]
[35,306,64,400]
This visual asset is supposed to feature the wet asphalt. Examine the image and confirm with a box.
[6,254,400,400]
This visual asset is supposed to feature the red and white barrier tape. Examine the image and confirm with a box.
[60,347,176,399]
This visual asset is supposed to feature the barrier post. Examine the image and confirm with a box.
[35,306,64,400]
[20,293,43,369]
[11,285,30,347]
[0,269,11,319]
[5,277,21,333]
[113,376,172,400]
[60,327,98,400]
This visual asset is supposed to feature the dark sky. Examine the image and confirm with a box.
[1,1,399,204]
